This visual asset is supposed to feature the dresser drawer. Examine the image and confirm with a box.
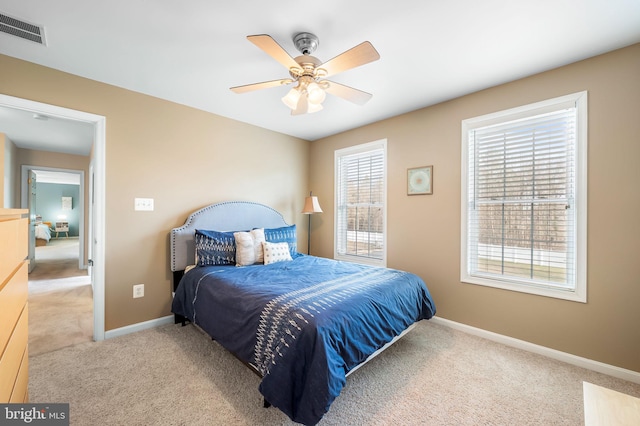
[0,262,28,355]
[0,304,28,402]
[9,348,28,403]
[0,217,28,283]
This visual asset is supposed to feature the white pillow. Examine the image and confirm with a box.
[234,228,265,266]
[262,241,293,265]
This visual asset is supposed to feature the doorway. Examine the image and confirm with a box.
[23,167,91,354]
[21,166,86,269]
[0,93,106,342]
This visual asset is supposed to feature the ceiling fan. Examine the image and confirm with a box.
[230,33,380,115]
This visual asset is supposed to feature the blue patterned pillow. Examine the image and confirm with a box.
[195,229,237,266]
[264,224,298,257]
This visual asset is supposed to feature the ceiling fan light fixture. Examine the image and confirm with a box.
[307,82,326,105]
[282,87,301,109]
[283,83,325,114]
[307,101,323,114]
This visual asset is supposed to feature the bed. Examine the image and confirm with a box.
[35,221,52,246]
[170,201,436,425]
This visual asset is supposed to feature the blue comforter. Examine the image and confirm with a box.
[172,255,435,425]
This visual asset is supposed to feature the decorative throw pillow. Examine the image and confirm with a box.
[264,224,298,257]
[262,241,293,265]
[195,229,237,266]
[234,228,265,266]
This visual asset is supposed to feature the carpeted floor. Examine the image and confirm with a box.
[28,320,640,425]
[30,237,89,282]
[29,237,93,356]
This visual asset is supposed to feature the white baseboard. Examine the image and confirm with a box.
[104,315,175,340]
[430,316,640,385]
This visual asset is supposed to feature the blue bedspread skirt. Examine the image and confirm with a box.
[172,255,435,425]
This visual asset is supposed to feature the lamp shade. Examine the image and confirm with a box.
[306,102,323,113]
[302,195,323,214]
[307,82,326,104]
[282,87,301,109]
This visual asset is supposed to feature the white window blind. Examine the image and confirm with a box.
[335,140,386,266]
[462,92,587,302]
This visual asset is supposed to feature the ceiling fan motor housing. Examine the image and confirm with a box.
[293,32,319,55]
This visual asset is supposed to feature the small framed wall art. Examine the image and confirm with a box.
[407,166,433,195]
[62,196,73,210]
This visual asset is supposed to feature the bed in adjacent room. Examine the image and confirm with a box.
[35,221,52,246]
[170,201,436,425]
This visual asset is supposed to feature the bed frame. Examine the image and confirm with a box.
[170,201,289,288]
[170,201,416,406]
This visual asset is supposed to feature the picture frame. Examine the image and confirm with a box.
[62,196,73,210]
[407,166,433,195]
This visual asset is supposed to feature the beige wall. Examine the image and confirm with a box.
[1,133,19,208]
[310,44,640,373]
[0,54,310,331]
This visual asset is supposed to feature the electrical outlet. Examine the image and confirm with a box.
[133,284,144,298]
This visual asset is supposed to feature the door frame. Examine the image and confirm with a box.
[1,94,106,341]
[21,165,86,270]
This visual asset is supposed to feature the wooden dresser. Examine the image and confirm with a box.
[0,209,29,403]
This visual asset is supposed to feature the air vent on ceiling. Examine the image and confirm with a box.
[0,12,47,45]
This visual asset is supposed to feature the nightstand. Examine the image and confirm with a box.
[55,221,69,238]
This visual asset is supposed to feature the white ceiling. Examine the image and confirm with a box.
[0,0,639,154]
[0,106,94,155]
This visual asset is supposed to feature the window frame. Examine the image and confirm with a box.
[461,92,588,302]
[334,139,387,267]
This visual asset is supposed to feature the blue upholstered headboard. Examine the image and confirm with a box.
[170,201,290,272]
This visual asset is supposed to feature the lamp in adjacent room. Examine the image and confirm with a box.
[302,191,323,254]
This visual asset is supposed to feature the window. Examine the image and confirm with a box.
[335,140,387,266]
[461,92,587,302]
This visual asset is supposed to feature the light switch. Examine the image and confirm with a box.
[134,198,154,211]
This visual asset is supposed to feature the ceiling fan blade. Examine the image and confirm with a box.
[230,79,292,94]
[319,41,380,77]
[324,81,373,105]
[247,34,301,71]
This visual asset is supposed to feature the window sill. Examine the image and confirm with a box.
[461,274,586,303]
[334,254,386,268]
